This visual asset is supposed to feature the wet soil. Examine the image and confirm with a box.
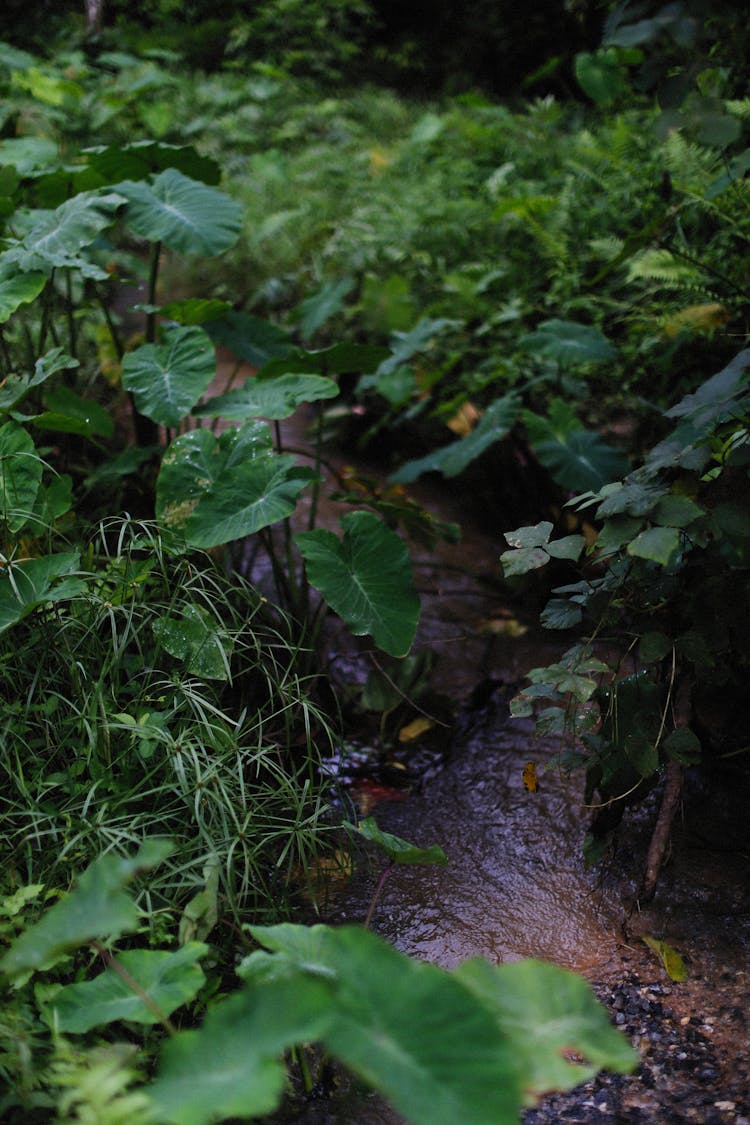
[238,397,750,1123]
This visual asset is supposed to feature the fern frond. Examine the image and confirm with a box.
[725,99,750,120]
[52,1040,153,1125]
[626,248,703,288]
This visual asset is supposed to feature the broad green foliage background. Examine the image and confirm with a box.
[0,4,748,1120]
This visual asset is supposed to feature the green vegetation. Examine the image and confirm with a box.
[0,1,748,1120]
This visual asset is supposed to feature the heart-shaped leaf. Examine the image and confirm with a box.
[203,311,293,367]
[117,169,242,256]
[122,326,215,427]
[148,976,334,1125]
[349,816,447,865]
[296,511,419,657]
[156,422,316,548]
[3,191,124,276]
[0,552,85,634]
[0,842,173,979]
[455,958,636,1100]
[195,372,338,421]
[53,944,208,1032]
[392,395,520,483]
[520,319,618,365]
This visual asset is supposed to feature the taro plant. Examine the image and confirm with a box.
[501,345,750,897]
[0,841,637,1124]
[0,116,425,659]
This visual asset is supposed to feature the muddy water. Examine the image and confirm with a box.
[228,394,750,1120]
[335,713,622,971]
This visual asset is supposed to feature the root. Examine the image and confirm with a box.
[640,757,682,902]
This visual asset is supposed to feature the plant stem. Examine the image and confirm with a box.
[91,940,176,1036]
[65,271,77,359]
[146,240,162,343]
[364,859,394,930]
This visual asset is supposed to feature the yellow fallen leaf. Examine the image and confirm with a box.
[642,935,687,982]
[479,616,528,638]
[664,302,730,338]
[398,716,435,742]
[446,401,480,437]
[522,762,539,793]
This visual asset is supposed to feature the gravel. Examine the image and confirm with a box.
[523,966,750,1125]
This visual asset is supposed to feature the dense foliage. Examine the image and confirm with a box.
[0,2,748,1120]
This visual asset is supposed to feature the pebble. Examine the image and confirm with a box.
[522,970,750,1125]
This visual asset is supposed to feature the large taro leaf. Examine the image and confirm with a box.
[156,422,316,548]
[202,311,293,367]
[52,944,208,1032]
[117,169,242,256]
[454,958,637,1102]
[259,341,390,379]
[195,372,339,421]
[0,349,78,415]
[519,319,618,365]
[0,841,173,979]
[0,420,44,531]
[153,604,233,680]
[85,140,221,186]
[244,923,521,1125]
[0,552,85,634]
[121,326,215,427]
[0,262,46,322]
[531,428,628,491]
[2,191,124,277]
[524,399,628,491]
[296,511,419,657]
[391,394,520,484]
[147,976,334,1125]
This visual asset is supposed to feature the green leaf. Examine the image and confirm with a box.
[203,311,293,367]
[652,494,704,527]
[663,728,702,765]
[627,525,681,566]
[0,552,84,633]
[293,277,354,341]
[0,349,78,415]
[505,521,554,549]
[500,547,550,577]
[122,327,215,427]
[0,842,172,979]
[0,136,58,174]
[153,605,233,681]
[261,342,389,378]
[0,419,43,529]
[350,816,447,865]
[53,944,208,1032]
[540,598,583,629]
[392,395,520,483]
[36,386,114,439]
[3,191,123,276]
[117,169,242,256]
[665,347,750,434]
[519,319,618,365]
[247,924,522,1125]
[296,511,419,657]
[86,140,221,186]
[157,423,316,548]
[574,49,627,107]
[531,425,628,491]
[147,976,334,1125]
[639,631,672,663]
[195,372,338,421]
[455,958,636,1100]
[0,263,46,323]
[159,297,232,325]
[642,936,687,982]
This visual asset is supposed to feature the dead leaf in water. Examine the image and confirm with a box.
[522,762,540,792]
[398,716,434,742]
[479,616,528,638]
[642,936,687,982]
